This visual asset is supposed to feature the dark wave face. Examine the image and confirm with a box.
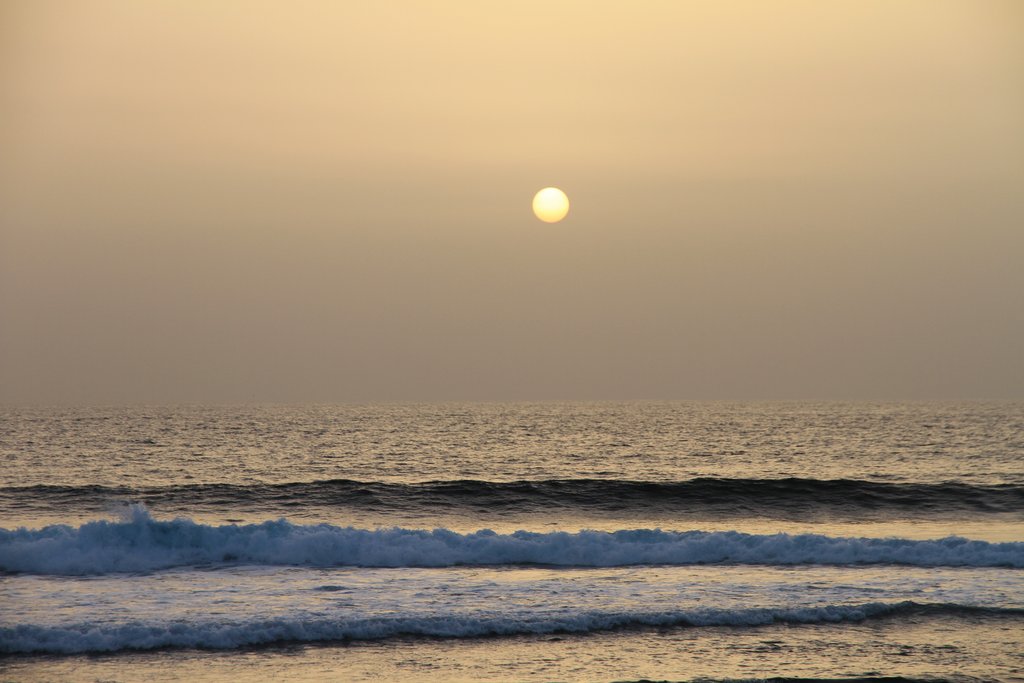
[3,477,1023,521]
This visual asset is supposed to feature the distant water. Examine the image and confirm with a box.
[1,402,1022,682]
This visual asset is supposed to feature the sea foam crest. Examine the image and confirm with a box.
[1,506,1021,575]
[3,602,1017,654]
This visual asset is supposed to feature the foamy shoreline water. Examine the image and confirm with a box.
[5,601,1021,655]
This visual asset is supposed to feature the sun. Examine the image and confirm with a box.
[532,187,570,223]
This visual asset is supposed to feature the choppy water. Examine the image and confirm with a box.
[1,402,1022,681]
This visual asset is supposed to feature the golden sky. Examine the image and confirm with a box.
[1,1,1022,402]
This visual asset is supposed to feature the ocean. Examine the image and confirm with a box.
[1,402,1021,682]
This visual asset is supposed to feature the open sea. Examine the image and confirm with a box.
[1,402,1022,682]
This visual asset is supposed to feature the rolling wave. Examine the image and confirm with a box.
[2,507,1021,575]
[1,602,1019,654]
[3,477,1022,518]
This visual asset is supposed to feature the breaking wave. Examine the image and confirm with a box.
[2,601,1020,654]
[2,507,1021,575]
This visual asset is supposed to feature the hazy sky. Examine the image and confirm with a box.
[2,1,1022,403]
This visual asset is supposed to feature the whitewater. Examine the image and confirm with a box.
[3,506,1022,575]
[6,602,1022,655]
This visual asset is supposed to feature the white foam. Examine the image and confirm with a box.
[0,602,941,654]
[1,506,1021,575]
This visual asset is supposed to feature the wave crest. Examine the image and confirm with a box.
[3,602,1021,654]
[2,507,1021,575]
[5,477,1022,518]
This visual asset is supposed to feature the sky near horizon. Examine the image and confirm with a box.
[1,1,1022,403]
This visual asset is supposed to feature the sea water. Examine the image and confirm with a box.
[1,402,1021,681]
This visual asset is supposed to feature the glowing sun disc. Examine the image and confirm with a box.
[532,187,570,223]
